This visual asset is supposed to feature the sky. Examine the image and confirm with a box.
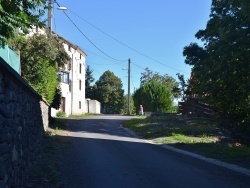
[51,0,212,95]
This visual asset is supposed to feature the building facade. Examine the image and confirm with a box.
[52,36,87,116]
[28,26,87,116]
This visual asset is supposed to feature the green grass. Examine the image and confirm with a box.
[25,132,61,187]
[68,113,98,118]
[154,133,218,144]
[25,119,70,187]
[123,115,220,140]
[123,114,250,169]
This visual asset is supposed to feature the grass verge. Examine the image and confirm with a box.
[68,113,99,118]
[25,118,71,188]
[123,114,250,169]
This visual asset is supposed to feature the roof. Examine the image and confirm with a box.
[29,26,87,57]
[55,32,87,57]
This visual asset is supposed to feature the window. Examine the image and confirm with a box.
[79,63,82,74]
[79,101,81,109]
[79,80,81,90]
[60,71,69,84]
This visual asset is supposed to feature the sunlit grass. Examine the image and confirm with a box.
[123,115,220,140]
[154,133,218,144]
[68,113,99,118]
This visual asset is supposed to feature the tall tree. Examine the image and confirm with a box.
[133,80,173,113]
[183,0,250,121]
[9,32,70,105]
[176,73,189,101]
[0,0,47,46]
[122,94,136,115]
[85,65,95,99]
[140,67,180,98]
[92,70,124,114]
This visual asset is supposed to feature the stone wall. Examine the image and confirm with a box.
[0,58,49,188]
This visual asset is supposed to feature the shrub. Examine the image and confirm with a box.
[56,111,66,117]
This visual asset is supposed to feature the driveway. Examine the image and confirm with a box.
[60,115,250,188]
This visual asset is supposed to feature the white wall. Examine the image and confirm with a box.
[52,41,86,117]
[70,46,86,115]
[85,99,101,114]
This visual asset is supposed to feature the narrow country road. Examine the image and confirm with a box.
[60,115,250,188]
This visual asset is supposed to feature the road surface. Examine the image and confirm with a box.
[60,115,250,188]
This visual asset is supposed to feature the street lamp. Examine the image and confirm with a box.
[57,6,67,10]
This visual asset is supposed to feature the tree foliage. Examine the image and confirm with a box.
[140,67,180,98]
[92,70,124,114]
[133,80,173,113]
[122,94,136,115]
[183,0,250,121]
[0,0,47,46]
[85,65,95,99]
[9,32,70,105]
[176,73,189,101]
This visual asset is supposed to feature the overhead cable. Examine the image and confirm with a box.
[55,2,127,63]
[67,8,188,74]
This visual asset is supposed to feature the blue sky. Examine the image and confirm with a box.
[51,0,212,95]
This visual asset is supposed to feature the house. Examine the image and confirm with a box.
[53,35,87,116]
[28,26,100,116]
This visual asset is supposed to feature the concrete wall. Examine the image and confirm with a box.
[85,99,101,114]
[0,58,49,187]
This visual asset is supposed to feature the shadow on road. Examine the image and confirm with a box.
[57,133,250,188]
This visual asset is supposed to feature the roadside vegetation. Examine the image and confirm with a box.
[182,0,250,124]
[9,32,70,107]
[25,118,70,187]
[68,113,99,118]
[123,114,250,169]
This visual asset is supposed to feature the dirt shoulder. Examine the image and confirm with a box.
[25,119,71,188]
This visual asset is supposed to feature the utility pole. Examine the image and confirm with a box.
[127,59,131,115]
[48,0,52,31]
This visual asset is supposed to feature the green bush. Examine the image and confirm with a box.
[56,111,66,117]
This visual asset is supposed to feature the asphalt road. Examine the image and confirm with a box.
[60,115,250,188]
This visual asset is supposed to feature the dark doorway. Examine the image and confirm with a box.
[61,97,66,112]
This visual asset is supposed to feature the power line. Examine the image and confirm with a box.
[83,48,127,65]
[92,69,102,76]
[89,62,125,66]
[131,62,145,70]
[66,7,188,74]
[55,2,127,63]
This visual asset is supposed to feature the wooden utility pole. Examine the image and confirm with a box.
[48,0,52,31]
[127,59,131,115]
